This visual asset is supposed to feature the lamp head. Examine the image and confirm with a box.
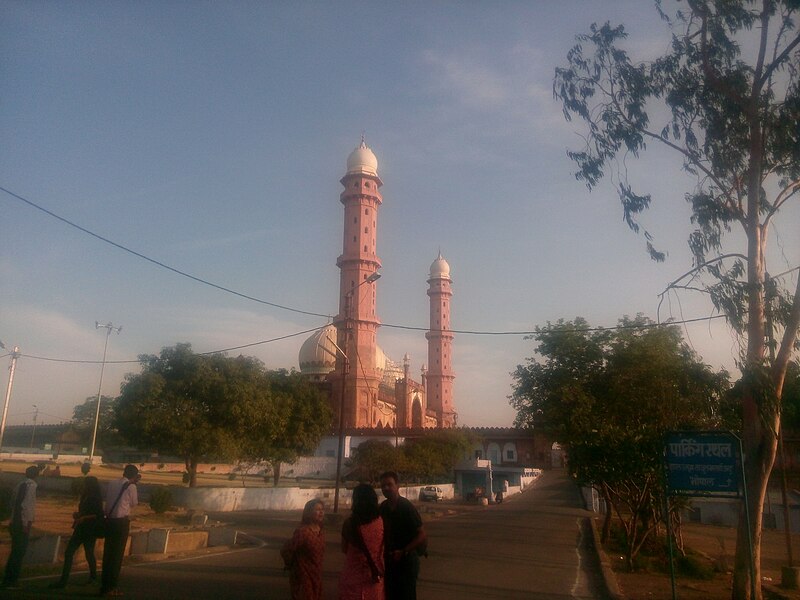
[366,272,381,284]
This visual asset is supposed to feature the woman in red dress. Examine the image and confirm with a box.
[339,484,384,600]
[281,499,326,600]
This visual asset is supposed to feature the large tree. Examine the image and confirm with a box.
[115,343,276,487]
[553,2,799,596]
[238,369,331,485]
[511,316,732,568]
[71,395,124,448]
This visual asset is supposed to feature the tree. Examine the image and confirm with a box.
[237,369,332,486]
[511,316,731,568]
[115,343,275,487]
[403,429,477,483]
[350,440,405,484]
[553,3,799,596]
[71,395,124,448]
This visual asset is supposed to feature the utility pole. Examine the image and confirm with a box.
[30,404,38,448]
[0,342,20,456]
[90,322,121,464]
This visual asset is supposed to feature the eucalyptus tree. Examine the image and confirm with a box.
[553,2,799,595]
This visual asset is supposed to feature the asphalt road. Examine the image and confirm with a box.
[5,469,608,599]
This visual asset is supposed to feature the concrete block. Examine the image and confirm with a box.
[190,513,208,526]
[23,535,61,565]
[207,527,238,547]
[166,531,208,553]
[129,531,149,555]
[146,528,170,553]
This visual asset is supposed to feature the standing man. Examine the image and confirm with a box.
[100,464,139,597]
[379,471,427,600]
[1,465,39,589]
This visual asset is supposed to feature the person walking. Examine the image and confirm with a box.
[1,465,39,589]
[380,471,427,600]
[49,475,104,588]
[281,498,325,600]
[100,464,139,597]
[339,483,384,600]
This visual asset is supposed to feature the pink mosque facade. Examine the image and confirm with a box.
[298,140,456,430]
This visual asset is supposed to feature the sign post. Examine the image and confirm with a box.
[663,431,754,600]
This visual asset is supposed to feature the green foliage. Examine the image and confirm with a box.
[351,440,405,483]
[71,396,124,448]
[149,487,173,514]
[116,343,276,487]
[554,8,800,590]
[351,429,476,484]
[237,369,332,485]
[510,315,730,567]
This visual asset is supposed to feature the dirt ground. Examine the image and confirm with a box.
[609,521,800,600]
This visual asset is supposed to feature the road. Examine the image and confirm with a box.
[6,469,607,599]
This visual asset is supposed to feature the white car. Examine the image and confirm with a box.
[420,486,443,502]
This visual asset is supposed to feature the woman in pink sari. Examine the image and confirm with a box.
[339,483,384,600]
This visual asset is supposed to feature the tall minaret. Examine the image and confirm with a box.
[426,252,456,427]
[334,139,383,428]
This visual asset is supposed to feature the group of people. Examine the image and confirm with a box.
[1,463,141,597]
[281,470,426,600]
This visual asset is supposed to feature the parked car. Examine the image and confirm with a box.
[420,486,443,502]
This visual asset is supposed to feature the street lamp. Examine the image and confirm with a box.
[330,270,381,513]
[0,341,20,456]
[90,322,121,464]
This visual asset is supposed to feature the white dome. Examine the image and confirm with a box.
[298,324,338,377]
[346,139,378,176]
[429,252,450,279]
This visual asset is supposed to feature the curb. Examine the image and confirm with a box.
[587,516,626,600]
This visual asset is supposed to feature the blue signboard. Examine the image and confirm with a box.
[664,431,740,497]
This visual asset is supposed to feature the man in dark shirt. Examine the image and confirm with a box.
[379,471,427,600]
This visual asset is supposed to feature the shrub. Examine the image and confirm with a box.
[676,553,715,580]
[149,487,173,514]
[228,473,237,481]
[182,472,191,485]
[157,463,165,470]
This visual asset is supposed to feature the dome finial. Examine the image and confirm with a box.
[360,131,366,148]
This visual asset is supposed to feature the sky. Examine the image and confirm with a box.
[2,1,798,429]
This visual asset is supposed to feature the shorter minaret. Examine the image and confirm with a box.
[426,252,456,427]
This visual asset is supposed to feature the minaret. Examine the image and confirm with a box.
[426,252,456,427]
[334,139,383,428]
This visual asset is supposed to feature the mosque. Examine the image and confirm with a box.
[297,139,457,430]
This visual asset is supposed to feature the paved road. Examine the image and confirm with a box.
[5,469,607,599]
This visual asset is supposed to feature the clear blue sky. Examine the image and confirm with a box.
[2,2,796,428]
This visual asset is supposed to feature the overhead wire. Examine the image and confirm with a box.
[0,186,331,319]
[0,185,772,343]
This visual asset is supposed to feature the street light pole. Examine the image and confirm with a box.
[332,271,381,513]
[30,404,38,448]
[0,343,20,456]
[90,322,121,464]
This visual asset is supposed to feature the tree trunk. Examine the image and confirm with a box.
[601,485,613,543]
[185,456,198,488]
[272,460,281,486]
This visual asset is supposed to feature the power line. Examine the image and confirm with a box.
[17,326,324,365]
[9,315,730,367]
[0,186,331,319]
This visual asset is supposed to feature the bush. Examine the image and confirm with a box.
[182,472,191,485]
[228,473,237,481]
[676,553,715,580]
[149,487,173,514]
